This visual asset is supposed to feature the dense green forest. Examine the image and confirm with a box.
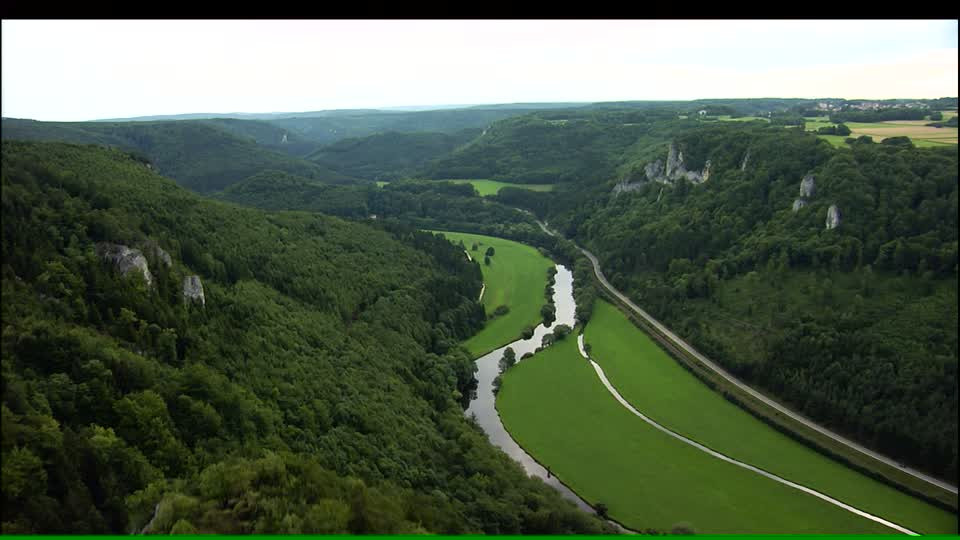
[308,129,482,181]
[1,141,616,534]
[0,119,357,192]
[210,109,957,483]
[538,123,958,481]
[4,98,956,533]
[217,173,542,236]
[422,111,681,184]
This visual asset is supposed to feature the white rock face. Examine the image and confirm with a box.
[800,173,816,198]
[792,199,807,212]
[611,178,646,196]
[96,243,153,286]
[618,141,710,196]
[183,275,205,306]
[740,150,750,171]
[826,204,841,229]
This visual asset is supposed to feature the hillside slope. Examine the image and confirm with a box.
[0,141,615,534]
[0,119,356,192]
[544,123,958,482]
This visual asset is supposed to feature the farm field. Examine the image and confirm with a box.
[496,337,898,534]
[436,178,555,196]
[803,117,958,146]
[582,299,958,534]
[431,231,553,356]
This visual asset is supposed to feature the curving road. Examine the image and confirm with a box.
[537,220,958,496]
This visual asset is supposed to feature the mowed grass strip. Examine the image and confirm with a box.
[432,231,553,356]
[583,299,958,534]
[437,178,555,196]
[497,337,895,534]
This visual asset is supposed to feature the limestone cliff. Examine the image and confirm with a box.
[95,243,153,286]
[826,204,841,230]
[613,141,711,196]
[183,275,205,306]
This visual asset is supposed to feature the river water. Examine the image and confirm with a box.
[464,264,594,513]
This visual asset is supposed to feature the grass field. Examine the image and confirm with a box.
[803,117,958,147]
[497,337,897,534]
[431,231,553,356]
[436,179,556,196]
[582,299,957,534]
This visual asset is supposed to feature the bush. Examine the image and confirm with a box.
[540,304,556,326]
[492,305,510,317]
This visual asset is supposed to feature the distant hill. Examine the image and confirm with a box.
[422,109,681,184]
[89,105,600,147]
[307,129,482,180]
[0,118,357,192]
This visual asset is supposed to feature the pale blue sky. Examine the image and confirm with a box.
[2,19,957,121]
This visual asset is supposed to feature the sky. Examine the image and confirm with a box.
[2,19,957,121]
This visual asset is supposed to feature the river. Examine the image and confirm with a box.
[463,264,595,513]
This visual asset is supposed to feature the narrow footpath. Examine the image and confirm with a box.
[576,336,918,535]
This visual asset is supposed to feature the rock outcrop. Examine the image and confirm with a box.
[654,142,711,184]
[614,141,711,196]
[826,205,841,229]
[95,243,153,286]
[611,178,646,196]
[183,275,205,306]
[800,173,815,198]
[740,150,751,171]
[792,173,816,212]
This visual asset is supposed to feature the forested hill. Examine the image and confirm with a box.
[421,110,683,184]
[0,119,357,192]
[307,129,482,181]
[1,141,615,534]
[541,123,958,482]
[218,172,541,237]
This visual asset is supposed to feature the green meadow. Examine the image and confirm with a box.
[431,231,553,356]
[496,337,897,534]
[438,178,555,196]
[582,299,957,534]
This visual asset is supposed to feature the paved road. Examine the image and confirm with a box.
[537,220,958,496]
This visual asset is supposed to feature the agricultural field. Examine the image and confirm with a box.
[431,231,554,356]
[436,178,556,196]
[803,117,958,147]
[582,299,958,534]
[496,337,899,534]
